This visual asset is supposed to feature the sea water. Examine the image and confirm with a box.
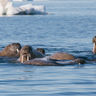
[0,0,96,96]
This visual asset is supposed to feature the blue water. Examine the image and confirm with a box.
[0,0,96,96]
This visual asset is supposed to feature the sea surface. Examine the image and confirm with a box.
[0,0,96,96]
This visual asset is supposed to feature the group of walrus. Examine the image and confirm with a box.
[0,36,96,66]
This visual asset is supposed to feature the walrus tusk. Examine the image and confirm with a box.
[21,55,24,63]
[27,54,31,61]
[93,43,96,54]
[16,49,19,53]
[27,55,29,61]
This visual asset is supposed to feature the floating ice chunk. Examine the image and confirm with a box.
[0,0,9,15]
[18,4,46,14]
[0,3,3,15]
[0,0,47,15]
[5,2,17,15]
[6,4,46,15]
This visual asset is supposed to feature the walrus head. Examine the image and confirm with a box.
[20,45,35,63]
[92,36,96,54]
[20,45,32,54]
[36,48,45,55]
[74,58,85,64]
[0,43,21,57]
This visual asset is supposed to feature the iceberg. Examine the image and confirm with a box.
[0,0,47,16]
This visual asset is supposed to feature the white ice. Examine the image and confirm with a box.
[0,0,47,16]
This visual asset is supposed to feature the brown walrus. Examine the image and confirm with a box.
[36,48,75,60]
[19,45,85,66]
[23,58,85,66]
[0,43,21,57]
[49,52,75,60]
[92,36,96,54]
[19,45,44,63]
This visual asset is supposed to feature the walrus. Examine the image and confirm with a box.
[0,43,21,57]
[49,52,75,60]
[23,57,85,66]
[92,36,96,54]
[19,45,44,63]
[36,48,75,60]
[19,45,85,66]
